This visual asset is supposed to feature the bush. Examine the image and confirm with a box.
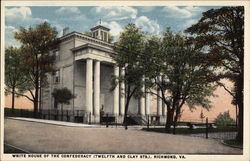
[4,108,35,118]
[52,87,75,108]
[214,110,235,127]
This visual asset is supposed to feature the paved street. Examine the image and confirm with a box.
[4,118,242,154]
[189,132,237,140]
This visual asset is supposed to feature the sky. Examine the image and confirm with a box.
[5,6,222,47]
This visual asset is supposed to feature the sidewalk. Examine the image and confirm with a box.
[4,118,243,154]
[6,117,147,129]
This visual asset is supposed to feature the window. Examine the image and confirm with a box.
[54,97,58,109]
[104,32,107,42]
[54,70,60,83]
[53,50,59,61]
[101,31,103,40]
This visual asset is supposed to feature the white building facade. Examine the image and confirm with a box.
[41,25,165,124]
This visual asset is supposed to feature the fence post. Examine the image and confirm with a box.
[206,117,208,139]
[20,109,23,117]
[147,115,150,129]
[115,117,117,128]
[106,113,109,128]
[57,109,59,120]
[125,114,128,130]
[77,110,79,123]
[66,110,69,122]
[173,121,176,135]
[89,112,91,125]
[61,109,63,121]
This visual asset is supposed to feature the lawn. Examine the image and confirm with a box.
[142,127,237,134]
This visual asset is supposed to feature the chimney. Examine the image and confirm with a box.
[63,27,69,36]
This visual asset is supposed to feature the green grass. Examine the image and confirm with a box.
[142,127,237,134]
[4,108,36,118]
[224,139,243,148]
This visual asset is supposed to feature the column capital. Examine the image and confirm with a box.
[93,59,101,62]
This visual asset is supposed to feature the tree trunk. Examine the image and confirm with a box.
[123,99,130,130]
[11,87,15,113]
[236,80,243,143]
[165,109,174,130]
[235,73,243,143]
[236,71,244,143]
[34,87,39,117]
[39,85,42,112]
[237,101,243,143]
[123,85,136,130]
[33,54,39,117]
[174,107,180,125]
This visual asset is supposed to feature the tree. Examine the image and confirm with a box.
[52,88,75,109]
[83,32,92,37]
[14,22,58,115]
[143,30,216,130]
[214,110,236,127]
[185,6,244,143]
[5,47,29,112]
[113,23,145,129]
[108,33,114,43]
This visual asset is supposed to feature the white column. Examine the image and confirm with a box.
[120,67,125,115]
[145,89,151,115]
[94,60,100,118]
[140,76,145,115]
[157,76,162,116]
[86,59,93,114]
[113,65,119,115]
[162,100,166,116]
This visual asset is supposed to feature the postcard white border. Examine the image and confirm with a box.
[1,1,249,161]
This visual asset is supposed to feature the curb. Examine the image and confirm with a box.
[4,143,30,153]
[6,117,145,129]
[220,140,243,149]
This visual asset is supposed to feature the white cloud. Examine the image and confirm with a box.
[137,6,157,13]
[5,7,48,28]
[183,19,199,29]
[97,21,123,41]
[6,6,32,19]
[5,25,20,47]
[55,7,80,14]
[162,6,204,18]
[135,16,160,35]
[5,7,49,47]
[93,6,137,21]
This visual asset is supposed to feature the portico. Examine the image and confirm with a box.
[41,24,165,124]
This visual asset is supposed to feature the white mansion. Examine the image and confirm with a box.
[41,25,166,124]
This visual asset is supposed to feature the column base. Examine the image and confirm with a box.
[116,115,125,124]
[93,115,100,124]
[159,116,166,125]
[87,114,100,124]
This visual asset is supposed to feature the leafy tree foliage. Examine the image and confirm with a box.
[143,30,216,130]
[14,22,58,114]
[5,47,29,112]
[52,88,75,108]
[113,23,145,129]
[83,32,92,37]
[214,110,236,127]
[185,6,244,143]
[108,33,114,43]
